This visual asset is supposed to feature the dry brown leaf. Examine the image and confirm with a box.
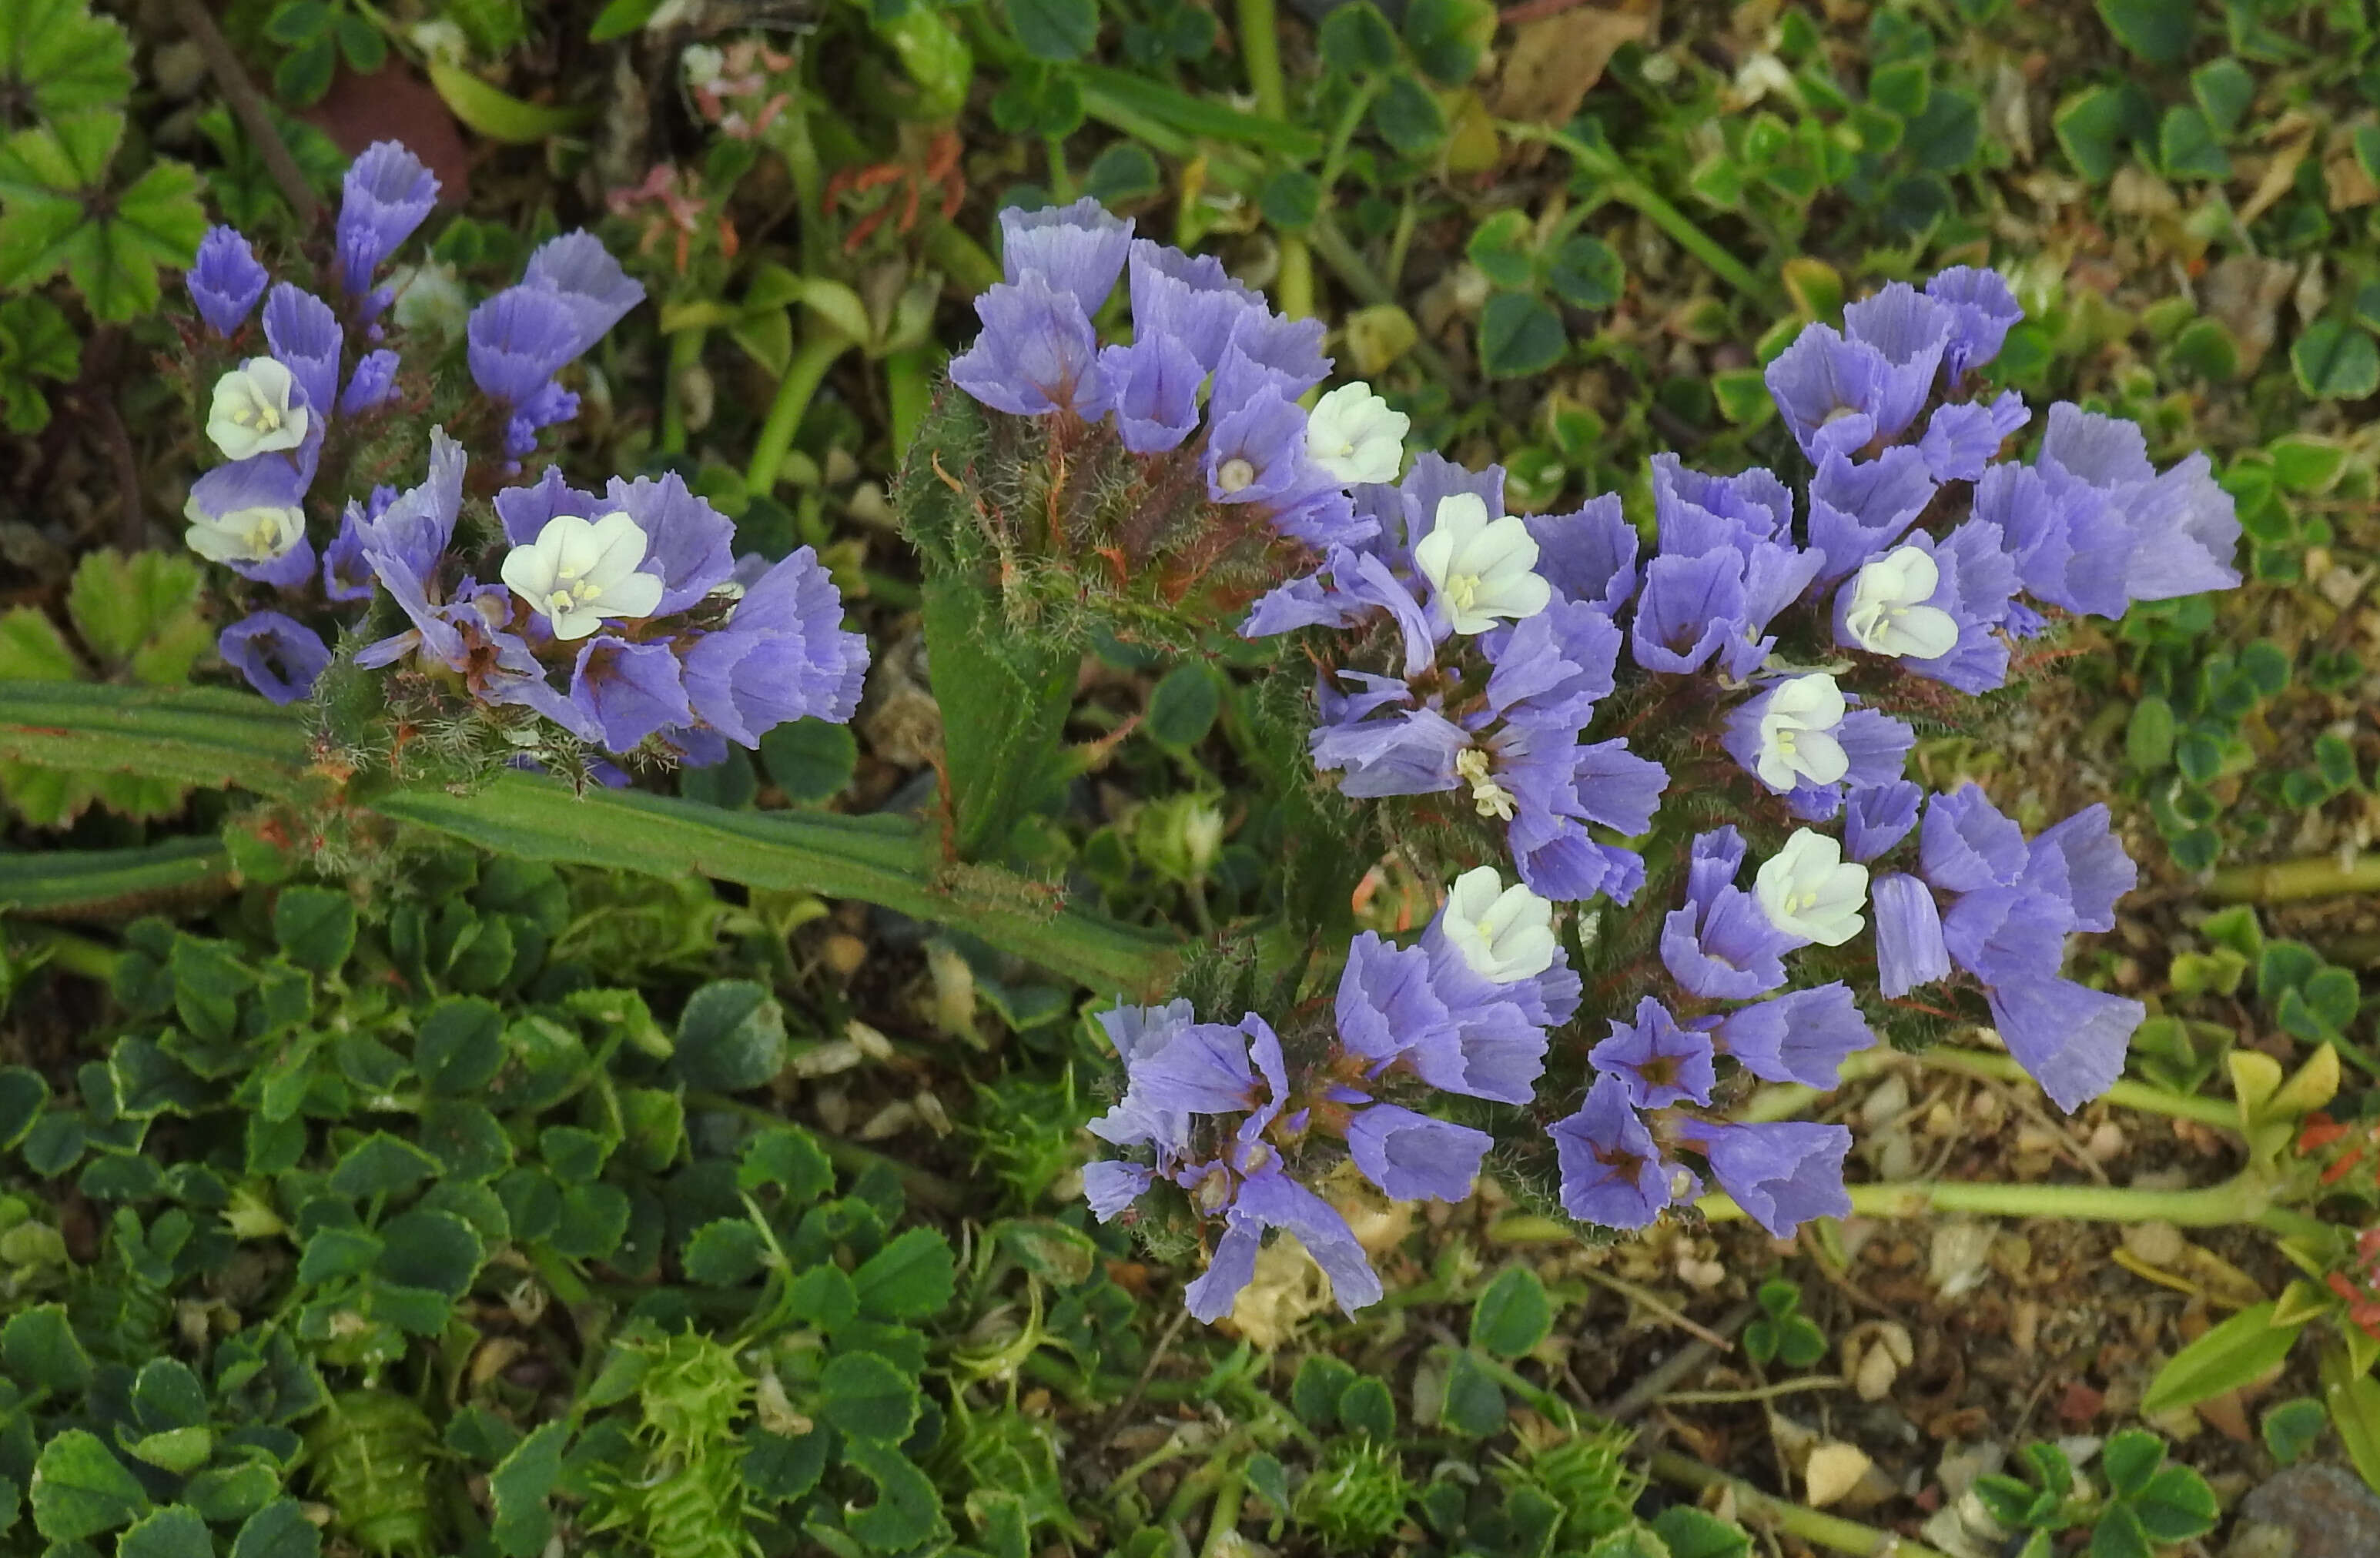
[1491,1,1660,165]
[2325,119,2380,210]
[2241,112,2317,224]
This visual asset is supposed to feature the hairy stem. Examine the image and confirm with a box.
[169,0,322,228]
[1235,0,1287,119]
[1736,1045,2240,1129]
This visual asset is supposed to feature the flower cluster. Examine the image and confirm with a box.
[181,139,868,767]
[920,199,1408,633]
[1076,259,2244,1320]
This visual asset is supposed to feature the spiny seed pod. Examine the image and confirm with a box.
[1513,1426,1645,1540]
[303,1390,440,1558]
[627,1329,751,1452]
[1294,1439,1411,1551]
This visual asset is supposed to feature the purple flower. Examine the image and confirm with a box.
[680,547,869,744]
[1970,461,2132,620]
[1844,781,1923,861]
[503,380,581,459]
[1919,784,2027,893]
[323,504,375,603]
[189,226,267,336]
[354,430,468,669]
[340,349,400,416]
[1941,884,2068,985]
[947,272,1110,419]
[1001,197,1132,316]
[1525,493,1638,614]
[1661,829,1794,999]
[520,232,646,359]
[1987,976,2144,1112]
[219,612,330,704]
[1183,1167,1382,1322]
[1679,1119,1852,1239]
[1856,522,2017,694]
[1086,999,1205,1168]
[1551,1075,1679,1230]
[1083,1160,1153,1219]
[1125,239,1260,370]
[1842,283,1954,439]
[1310,674,1468,797]
[570,636,694,754]
[1917,392,2030,483]
[603,473,738,614]
[336,142,439,297]
[1204,383,1314,507]
[1482,598,1620,727]
[468,287,581,406]
[1223,309,1331,399]
[1870,872,1950,997]
[1589,997,1716,1108]
[1345,1105,1491,1202]
[1807,447,1937,584]
[1925,266,2023,379]
[2026,804,2134,933]
[183,447,315,588]
[1716,984,1876,1088]
[1101,333,1203,453]
[1651,455,1792,556]
[2037,403,2241,602]
[1335,933,1454,1072]
[1630,548,1747,674]
[1766,323,1888,461]
[262,283,343,426]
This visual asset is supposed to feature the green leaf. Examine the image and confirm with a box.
[852,1225,956,1319]
[375,1209,485,1297]
[264,1,331,43]
[1337,1375,1396,1438]
[425,60,594,142]
[28,1429,149,1540]
[1546,235,1624,309]
[1438,1347,1508,1436]
[671,980,788,1091]
[0,0,134,121]
[2129,1463,2218,1540]
[297,1225,382,1284]
[119,1505,212,1558]
[841,1439,943,1550]
[415,995,506,1095]
[1260,167,1320,231]
[230,1500,321,1558]
[132,1357,207,1430]
[333,12,386,73]
[1007,0,1098,61]
[2191,56,2253,135]
[1320,1,1398,73]
[1471,1266,1552,1358]
[916,568,1077,861]
[2096,0,2193,63]
[182,1463,279,1524]
[124,1428,212,1476]
[788,1262,859,1326]
[2292,319,2380,401]
[1466,210,1536,290]
[2089,1501,2153,1558]
[0,293,79,433]
[1478,292,1566,379]
[329,1131,443,1198]
[2159,105,2231,180]
[1404,0,1492,84]
[588,0,664,42]
[0,605,80,680]
[273,886,356,974]
[0,1304,89,1393]
[2125,694,2175,770]
[489,1421,569,1558]
[2141,1301,2304,1415]
[2054,83,2154,184]
[682,1219,769,1286]
[2099,1429,2164,1496]
[740,1125,835,1201]
[1585,1526,1671,1558]
[1146,664,1220,752]
[1372,73,1447,158]
[1082,142,1160,205]
[821,1350,922,1441]
[1649,1506,1752,1558]
[759,717,859,803]
[1291,1354,1357,1428]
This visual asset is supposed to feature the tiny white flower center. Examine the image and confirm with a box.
[1455,747,1516,820]
[1216,457,1257,493]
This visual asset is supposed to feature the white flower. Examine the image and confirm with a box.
[1413,493,1551,635]
[206,358,309,461]
[1454,747,1516,820]
[1442,866,1557,982]
[1843,546,1960,660]
[1305,382,1408,484]
[183,496,303,565]
[1754,674,1850,791]
[500,512,666,641]
[1753,828,1870,946]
